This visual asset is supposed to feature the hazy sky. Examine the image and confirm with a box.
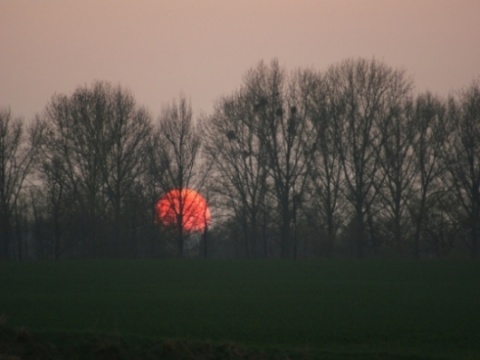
[1,0,479,120]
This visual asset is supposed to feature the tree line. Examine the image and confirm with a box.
[1,58,479,260]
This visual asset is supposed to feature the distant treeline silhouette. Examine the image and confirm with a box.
[1,58,479,260]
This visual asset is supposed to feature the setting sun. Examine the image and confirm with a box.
[155,188,211,232]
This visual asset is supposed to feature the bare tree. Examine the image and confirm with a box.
[249,61,317,258]
[204,60,317,258]
[326,58,412,257]
[149,95,202,258]
[444,80,480,257]
[41,81,152,258]
[409,92,449,257]
[377,96,416,254]
[0,108,42,260]
[43,86,108,256]
[102,87,152,256]
[305,72,344,256]
[203,89,270,258]
[38,154,68,259]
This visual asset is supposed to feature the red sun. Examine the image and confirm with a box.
[155,188,211,232]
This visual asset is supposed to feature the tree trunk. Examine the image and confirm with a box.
[355,207,365,258]
[0,214,11,260]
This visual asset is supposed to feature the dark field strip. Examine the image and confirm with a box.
[1,259,479,359]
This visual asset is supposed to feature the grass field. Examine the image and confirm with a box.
[1,259,479,359]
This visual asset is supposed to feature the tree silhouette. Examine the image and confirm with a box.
[203,86,270,257]
[0,108,42,260]
[40,81,152,258]
[444,80,480,257]
[149,95,202,257]
[326,58,412,257]
[409,92,448,257]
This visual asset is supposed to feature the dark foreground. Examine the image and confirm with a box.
[0,322,447,360]
[1,259,479,359]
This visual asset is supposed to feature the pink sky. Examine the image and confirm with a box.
[1,0,479,120]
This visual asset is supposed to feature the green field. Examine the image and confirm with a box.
[1,259,479,359]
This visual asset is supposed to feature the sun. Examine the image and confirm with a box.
[155,188,211,232]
